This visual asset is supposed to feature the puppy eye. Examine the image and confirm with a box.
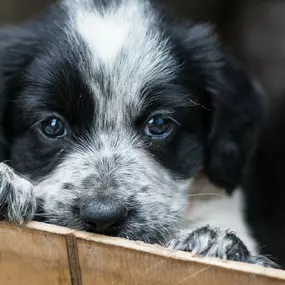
[40,116,67,139]
[144,115,174,139]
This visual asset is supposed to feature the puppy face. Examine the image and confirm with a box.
[0,0,263,244]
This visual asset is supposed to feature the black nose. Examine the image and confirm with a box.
[80,199,128,233]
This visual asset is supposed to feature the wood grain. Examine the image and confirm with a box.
[0,221,285,285]
[74,230,285,285]
[0,222,72,285]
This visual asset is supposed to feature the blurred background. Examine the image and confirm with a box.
[1,0,285,100]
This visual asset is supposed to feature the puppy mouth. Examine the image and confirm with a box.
[35,211,169,244]
[34,203,170,244]
[83,221,124,236]
[81,208,137,237]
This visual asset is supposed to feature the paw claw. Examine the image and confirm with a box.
[168,226,275,267]
[249,255,279,268]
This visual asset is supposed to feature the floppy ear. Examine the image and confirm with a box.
[176,23,265,191]
[0,26,39,161]
[205,52,264,192]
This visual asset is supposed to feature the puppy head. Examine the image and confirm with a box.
[0,0,263,243]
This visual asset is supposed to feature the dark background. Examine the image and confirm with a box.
[1,0,285,100]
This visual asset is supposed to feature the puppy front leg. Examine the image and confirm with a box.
[0,163,36,223]
[168,226,276,268]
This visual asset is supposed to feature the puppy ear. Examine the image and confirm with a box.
[0,26,38,91]
[205,53,264,191]
[0,26,39,160]
[177,23,265,191]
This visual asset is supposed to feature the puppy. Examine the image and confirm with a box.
[0,0,274,267]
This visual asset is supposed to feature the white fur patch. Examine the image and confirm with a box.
[74,7,130,62]
[186,183,257,253]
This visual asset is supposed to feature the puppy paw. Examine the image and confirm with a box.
[168,226,276,268]
[0,163,36,223]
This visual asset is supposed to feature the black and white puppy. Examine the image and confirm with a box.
[0,0,274,267]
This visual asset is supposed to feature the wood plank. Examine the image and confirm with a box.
[1,221,285,285]
[75,230,285,285]
[0,222,73,285]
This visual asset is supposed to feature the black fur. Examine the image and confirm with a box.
[242,97,285,268]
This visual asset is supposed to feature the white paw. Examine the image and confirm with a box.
[0,163,36,223]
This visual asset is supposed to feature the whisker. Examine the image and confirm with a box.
[186,193,224,198]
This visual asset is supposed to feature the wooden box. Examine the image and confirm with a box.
[0,221,284,285]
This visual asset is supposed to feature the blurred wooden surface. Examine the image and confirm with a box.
[0,221,284,285]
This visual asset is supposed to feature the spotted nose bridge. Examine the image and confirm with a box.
[79,155,129,234]
[79,132,140,193]
[81,171,119,194]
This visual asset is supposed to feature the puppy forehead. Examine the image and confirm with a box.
[71,0,134,62]
[63,0,179,112]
